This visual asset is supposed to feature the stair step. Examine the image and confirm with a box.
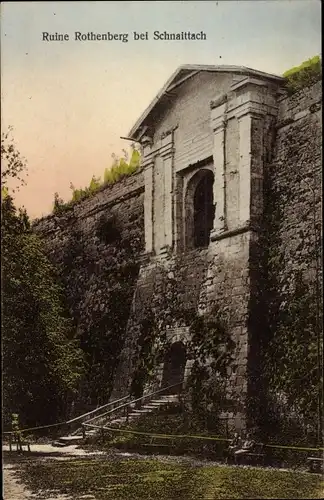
[150,399,174,404]
[60,435,84,441]
[52,441,69,447]
[131,409,152,414]
[56,394,182,439]
[58,435,84,444]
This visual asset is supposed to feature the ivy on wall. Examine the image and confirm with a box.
[185,306,236,432]
[127,260,236,433]
[49,204,144,407]
[260,150,323,444]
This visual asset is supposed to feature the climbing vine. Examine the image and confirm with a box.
[130,308,158,399]
[46,199,144,408]
[128,262,236,433]
[185,306,235,431]
[260,150,323,444]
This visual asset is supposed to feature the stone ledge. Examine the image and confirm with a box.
[210,224,260,242]
[210,93,228,109]
[79,185,145,220]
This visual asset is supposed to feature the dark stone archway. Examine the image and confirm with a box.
[184,168,215,249]
[193,170,214,248]
[161,341,186,394]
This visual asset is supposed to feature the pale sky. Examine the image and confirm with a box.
[1,0,321,219]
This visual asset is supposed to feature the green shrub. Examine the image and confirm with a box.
[51,146,141,214]
[283,56,321,93]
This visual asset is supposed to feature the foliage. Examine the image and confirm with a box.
[264,270,322,439]
[283,56,321,94]
[1,126,28,191]
[1,133,84,428]
[52,192,65,215]
[55,206,144,406]
[51,145,141,214]
[2,195,85,427]
[130,309,158,399]
[2,185,9,200]
[185,306,235,431]
[261,164,323,444]
[96,213,121,244]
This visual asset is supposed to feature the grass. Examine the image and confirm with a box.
[88,407,230,460]
[13,454,324,500]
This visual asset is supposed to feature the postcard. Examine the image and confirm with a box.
[2,1,322,499]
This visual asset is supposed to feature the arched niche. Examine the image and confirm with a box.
[184,168,215,249]
[161,341,187,393]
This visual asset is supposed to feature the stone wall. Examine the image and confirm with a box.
[33,171,145,405]
[260,80,322,433]
[111,246,210,398]
[32,78,322,432]
[266,80,322,327]
[205,232,252,431]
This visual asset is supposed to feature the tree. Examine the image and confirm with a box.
[2,194,85,427]
[53,192,65,214]
[1,126,28,191]
[1,131,84,428]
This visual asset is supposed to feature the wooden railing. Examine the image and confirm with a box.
[82,381,183,437]
[3,382,183,440]
[2,394,131,438]
[68,394,132,435]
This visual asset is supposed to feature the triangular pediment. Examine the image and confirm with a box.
[127,64,284,140]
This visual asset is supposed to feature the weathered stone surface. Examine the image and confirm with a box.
[33,70,321,433]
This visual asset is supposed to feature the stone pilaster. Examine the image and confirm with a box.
[210,98,227,238]
[142,144,155,254]
[174,174,184,253]
[227,77,279,229]
[160,135,175,252]
[237,113,252,226]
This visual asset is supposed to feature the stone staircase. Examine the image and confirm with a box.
[110,394,179,427]
[52,394,179,447]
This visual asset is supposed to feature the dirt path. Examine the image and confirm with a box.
[3,464,33,500]
[2,443,103,500]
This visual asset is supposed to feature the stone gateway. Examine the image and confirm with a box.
[34,64,322,434]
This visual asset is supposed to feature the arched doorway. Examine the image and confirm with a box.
[185,168,215,249]
[162,342,186,394]
[193,171,214,247]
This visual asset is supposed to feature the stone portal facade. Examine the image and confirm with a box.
[127,65,285,431]
[33,66,322,433]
